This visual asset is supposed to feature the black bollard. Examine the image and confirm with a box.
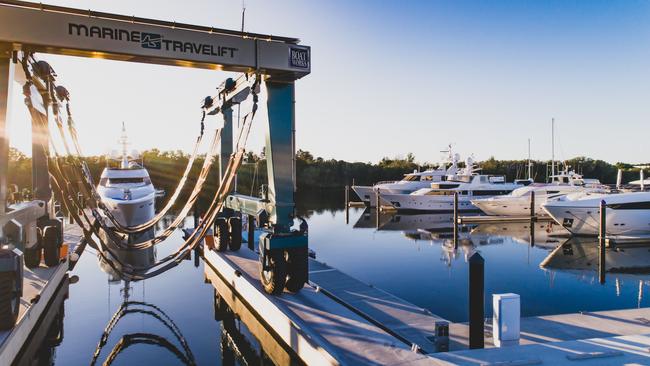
[469,252,485,349]
[247,214,255,250]
[453,192,459,249]
[530,191,535,219]
[599,200,606,284]
[375,189,380,228]
[345,185,350,224]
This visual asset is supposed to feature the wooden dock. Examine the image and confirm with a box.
[0,222,84,365]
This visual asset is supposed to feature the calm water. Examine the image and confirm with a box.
[18,193,650,364]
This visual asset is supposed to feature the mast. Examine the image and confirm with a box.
[551,118,555,178]
[119,122,129,169]
[528,137,533,180]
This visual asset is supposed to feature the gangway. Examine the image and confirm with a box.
[0,0,310,337]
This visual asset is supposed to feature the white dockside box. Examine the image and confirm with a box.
[492,293,520,347]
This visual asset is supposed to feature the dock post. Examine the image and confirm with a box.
[375,189,380,228]
[453,192,459,249]
[599,200,606,284]
[345,185,349,224]
[469,252,485,349]
[530,191,535,219]
[247,214,255,250]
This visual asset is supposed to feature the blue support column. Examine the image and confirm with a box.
[220,106,233,183]
[264,81,296,233]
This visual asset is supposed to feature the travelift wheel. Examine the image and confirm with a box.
[24,229,42,268]
[214,218,229,252]
[260,250,287,295]
[228,217,242,251]
[43,226,62,268]
[285,247,309,293]
[0,272,20,330]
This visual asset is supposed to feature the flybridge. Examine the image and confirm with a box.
[68,23,238,58]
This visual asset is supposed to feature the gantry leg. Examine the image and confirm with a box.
[0,43,14,215]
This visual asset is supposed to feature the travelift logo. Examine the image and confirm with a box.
[68,23,238,57]
[141,33,162,49]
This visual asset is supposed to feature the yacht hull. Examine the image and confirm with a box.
[380,193,479,212]
[352,185,425,206]
[472,197,545,216]
[543,192,650,236]
[103,194,156,228]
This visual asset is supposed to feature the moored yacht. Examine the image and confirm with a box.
[471,170,606,217]
[380,157,521,211]
[542,191,650,236]
[96,123,156,228]
[352,149,460,206]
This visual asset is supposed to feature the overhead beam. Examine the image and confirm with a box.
[0,0,310,80]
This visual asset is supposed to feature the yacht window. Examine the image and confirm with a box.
[99,178,108,186]
[403,175,419,182]
[472,190,511,196]
[562,177,569,184]
[422,176,433,181]
[546,190,560,194]
[108,177,145,184]
[479,176,488,183]
[425,190,454,196]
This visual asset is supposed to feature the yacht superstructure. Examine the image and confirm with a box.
[96,123,156,228]
[379,157,521,211]
[352,149,460,206]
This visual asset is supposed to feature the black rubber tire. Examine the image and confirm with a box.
[228,217,242,251]
[0,272,19,330]
[260,250,287,295]
[285,247,309,293]
[24,245,42,269]
[24,228,43,268]
[43,226,61,268]
[214,218,229,252]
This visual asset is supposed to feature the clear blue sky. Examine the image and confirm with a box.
[8,0,650,164]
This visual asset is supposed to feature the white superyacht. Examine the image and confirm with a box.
[352,149,460,206]
[96,123,156,228]
[379,157,521,211]
[471,170,606,217]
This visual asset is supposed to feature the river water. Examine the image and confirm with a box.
[17,193,650,365]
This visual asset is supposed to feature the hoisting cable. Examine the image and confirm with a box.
[24,53,210,234]
[21,60,261,279]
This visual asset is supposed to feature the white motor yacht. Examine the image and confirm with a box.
[97,123,156,228]
[352,150,460,206]
[379,157,521,211]
[471,170,606,217]
[542,191,650,236]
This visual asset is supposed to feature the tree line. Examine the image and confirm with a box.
[7,147,648,203]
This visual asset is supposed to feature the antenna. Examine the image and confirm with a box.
[241,0,246,33]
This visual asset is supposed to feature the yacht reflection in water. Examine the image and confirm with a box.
[541,237,650,275]
[91,233,196,365]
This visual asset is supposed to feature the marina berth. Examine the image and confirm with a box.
[542,191,650,236]
[471,170,606,217]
